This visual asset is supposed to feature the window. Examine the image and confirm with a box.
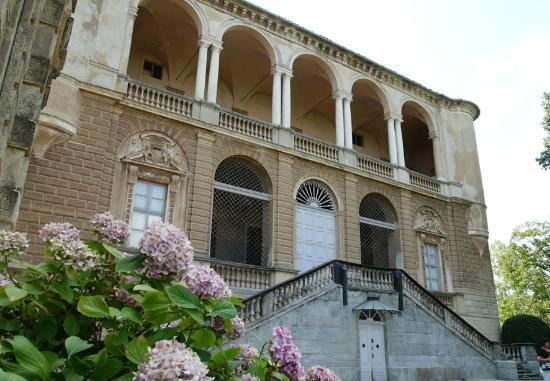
[423,243,439,291]
[129,180,167,247]
[352,133,364,147]
[210,157,272,266]
[143,60,163,80]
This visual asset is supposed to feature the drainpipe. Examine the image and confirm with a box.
[334,263,348,306]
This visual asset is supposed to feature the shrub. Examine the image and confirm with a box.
[0,216,340,380]
[501,314,550,344]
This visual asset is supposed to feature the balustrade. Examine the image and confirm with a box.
[294,134,339,162]
[126,79,194,117]
[409,171,441,193]
[206,261,271,291]
[357,154,394,179]
[344,264,394,290]
[219,110,273,142]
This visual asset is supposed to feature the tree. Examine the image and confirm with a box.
[491,221,550,324]
[536,92,550,170]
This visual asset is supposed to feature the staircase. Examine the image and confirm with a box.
[241,260,495,360]
[516,364,543,380]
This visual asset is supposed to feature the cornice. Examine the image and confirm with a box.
[199,0,480,120]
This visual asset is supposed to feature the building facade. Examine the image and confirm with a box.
[14,0,500,361]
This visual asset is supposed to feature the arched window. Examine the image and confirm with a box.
[359,194,399,268]
[210,157,272,266]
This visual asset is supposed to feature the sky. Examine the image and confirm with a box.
[252,0,550,243]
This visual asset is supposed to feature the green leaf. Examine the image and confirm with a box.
[191,328,216,348]
[89,358,124,381]
[166,284,201,310]
[211,347,241,365]
[116,253,145,273]
[51,278,73,302]
[112,374,133,381]
[8,336,51,380]
[229,295,245,308]
[63,314,80,336]
[103,243,124,259]
[125,337,149,365]
[141,291,172,325]
[184,308,205,325]
[148,328,178,342]
[4,286,28,302]
[65,337,93,358]
[120,307,141,324]
[209,298,237,319]
[133,284,157,293]
[272,371,290,380]
[77,296,110,318]
[109,307,121,318]
[0,319,20,332]
[0,369,28,381]
[36,317,57,342]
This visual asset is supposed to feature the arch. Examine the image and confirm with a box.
[292,176,341,211]
[349,75,391,114]
[400,100,437,177]
[289,51,341,91]
[399,98,436,132]
[210,156,272,266]
[359,193,400,268]
[296,180,336,212]
[134,0,208,36]
[217,21,279,66]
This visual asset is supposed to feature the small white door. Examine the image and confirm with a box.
[296,205,336,273]
[359,322,387,381]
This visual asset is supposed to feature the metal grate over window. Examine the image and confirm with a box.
[211,158,272,267]
[359,194,399,268]
[296,181,335,211]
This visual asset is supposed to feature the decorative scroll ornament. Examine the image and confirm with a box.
[121,132,185,173]
[414,207,445,236]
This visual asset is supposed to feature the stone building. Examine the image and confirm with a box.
[0,0,75,230]
[12,0,507,379]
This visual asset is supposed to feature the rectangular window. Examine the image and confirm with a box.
[143,60,163,80]
[352,133,364,147]
[129,180,167,247]
[423,243,440,291]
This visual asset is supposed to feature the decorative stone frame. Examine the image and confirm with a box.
[414,206,452,293]
[110,131,190,232]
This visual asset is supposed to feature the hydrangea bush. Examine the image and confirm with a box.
[0,215,340,380]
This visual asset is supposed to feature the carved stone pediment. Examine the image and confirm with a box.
[415,207,445,236]
[120,132,185,173]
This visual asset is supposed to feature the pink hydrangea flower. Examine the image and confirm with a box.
[0,231,28,257]
[0,273,12,287]
[133,340,212,381]
[182,265,231,299]
[270,326,304,381]
[304,366,341,381]
[212,316,245,339]
[231,344,258,374]
[113,288,140,308]
[91,212,129,244]
[139,222,193,278]
[241,375,259,381]
[39,222,80,242]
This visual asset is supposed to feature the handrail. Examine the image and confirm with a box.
[357,153,394,179]
[408,170,441,193]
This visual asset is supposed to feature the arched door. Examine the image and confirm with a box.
[295,181,336,272]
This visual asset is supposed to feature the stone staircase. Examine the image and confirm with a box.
[516,363,543,380]
[241,260,495,360]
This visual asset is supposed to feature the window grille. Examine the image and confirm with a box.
[296,181,335,211]
[210,158,271,266]
[359,310,383,321]
[423,243,440,291]
[359,194,399,268]
[129,180,167,247]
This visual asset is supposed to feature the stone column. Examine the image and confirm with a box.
[271,66,282,126]
[188,132,216,255]
[206,43,222,104]
[333,91,345,147]
[194,40,210,101]
[282,71,292,128]
[395,117,406,167]
[385,114,398,165]
[430,130,445,180]
[343,95,353,149]
[118,5,138,78]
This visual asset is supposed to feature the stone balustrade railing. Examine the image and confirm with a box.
[219,109,273,143]
[343,263,394,290]
[209,261,271,290]
[126,79,194,117]
[409,170,441,193]
[124,79,448,195]
[293,133,339,162]
[432,291,456,311]
[501,344,522,362]
[357,154,394,179]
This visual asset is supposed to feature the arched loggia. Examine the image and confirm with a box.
[401,101,436,177]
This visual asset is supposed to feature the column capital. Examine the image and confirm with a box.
[128,6,139,18]
[384,111,402,121]
[198,35,222,49]
[429,129,440,140]
[271,64,292,77]
[332,89,352,100]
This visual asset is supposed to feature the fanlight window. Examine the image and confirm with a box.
[210,157,272,266]
[296,181,335,211]
[359,194,399,268]
[359,310,383,322]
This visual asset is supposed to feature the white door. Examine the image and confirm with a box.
[359,322,387,381]
[296,205,336,273]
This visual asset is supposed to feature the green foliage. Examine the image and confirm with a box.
[501,314,550,344]
[536,92,550,170]
[491,221,550,324]
[0,236,291,380]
